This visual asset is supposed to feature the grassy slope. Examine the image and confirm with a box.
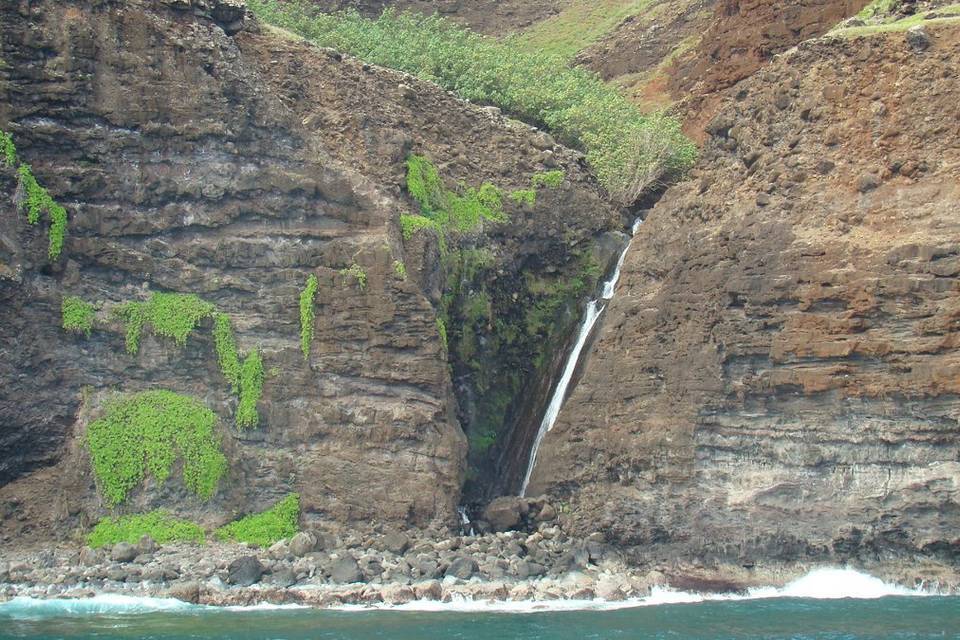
[512,0,656,60]
[834,3,960,36]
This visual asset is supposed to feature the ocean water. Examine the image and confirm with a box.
[1,569,957,640]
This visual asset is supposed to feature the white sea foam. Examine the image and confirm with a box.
[332,568,941,614]
[223,602,311,611]
[0,594,197,617]
[0,568,942,617]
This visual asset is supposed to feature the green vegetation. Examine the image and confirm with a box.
[531,170,565,189]
[836,6,960,35]
[118,292,215,354]
[245,1,696,203]
[857,0,899,19]
[509,189,537,206]
[87,510,206,548]
[340,263,367,292]
[400,213,438,241]
[513,0,656,60]
[110,293,264,429]
[145,293,215,346]
[393,260,407,280]
[400,155,507,251]
[508,171,564,207]
[2,130,70,259]
[213,312,241,392]
[0,131,16,167]
[299,274,319,359]
[237,350,264,430]
[215,493,300,547]
[62,296,95,337]
[406,154,447,216]
[16,163,68,259]
[115,302,146,356]
[436,317,448,351]
[86,390,228,506]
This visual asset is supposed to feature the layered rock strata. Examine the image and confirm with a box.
[529,24,960,574]
[0,0,613,541]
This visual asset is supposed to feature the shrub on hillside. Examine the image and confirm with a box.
[247,0,697,203]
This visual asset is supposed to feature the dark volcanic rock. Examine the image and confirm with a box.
[328,556,363,584]
[167,580,201,604]
[482,496,524,532]
[444,556,478,579]
[0,0,614,542]
[110,543,138,564]
[288,532,317,558]
[227,556,263,587]
[379,532,410,555]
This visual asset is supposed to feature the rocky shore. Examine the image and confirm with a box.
[2,498,957,608]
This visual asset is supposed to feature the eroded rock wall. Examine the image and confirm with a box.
[0,0,613,542]
[529,25,960,572]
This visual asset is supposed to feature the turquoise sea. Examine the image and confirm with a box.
[1,595,958,640]
[1,570,957,640]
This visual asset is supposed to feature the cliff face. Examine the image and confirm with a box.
[0,0,613,541]
[528,24,960,574]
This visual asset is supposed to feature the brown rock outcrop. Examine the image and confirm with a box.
[577,0,870,139]
[528,25,960,571]
[0,0,613,541]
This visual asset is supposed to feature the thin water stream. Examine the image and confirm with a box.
[519,219,642,496]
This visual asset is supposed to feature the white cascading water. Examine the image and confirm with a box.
[457,506,475,536]
[519,219,642,496]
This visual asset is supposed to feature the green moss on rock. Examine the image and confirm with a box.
[213,312,241,392]
[299,274,319,360]
[87,510,206,548]
[86,390,227,506]
[215,493,300,547]
[62,296,95,337]
[236,350,264,430]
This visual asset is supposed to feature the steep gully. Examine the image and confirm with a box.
[517,217,644,497]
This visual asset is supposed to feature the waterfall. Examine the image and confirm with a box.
[519,219,642,497]
[457,506,475,536]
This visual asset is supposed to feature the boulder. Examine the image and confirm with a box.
[35,550,56,568]
[110,542,138,563]
[78,547,102,567]
[328,556,362,584]
[380,531,410,555]
[268,540,290,560]
[227,556,263,587]
[289,532,317,557]
[482,497,524,532]
[270,568,297,588]
[857,173,881,192]
[414,579,442,600]
[167,580,201,604]
[444,556,478,580]
[107,566,131,582]
[906,25,931,51]
[381,583,416,604]
[535,503,557,522]
[141,565,166,582]
[137,535,158,555]
[415,557,440,579]
[360,558,384,581]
